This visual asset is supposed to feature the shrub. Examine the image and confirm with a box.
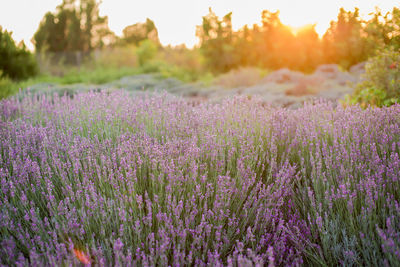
[213,67,265,88]
[0,27,38,81]
[347,48,400,107]
[345,87,398,109]
[159,46,204,74]
[285,78,318,96]
[136,39,158,66]
[158,46,207,82]
[91,45,138,69]
[0,75,17,99]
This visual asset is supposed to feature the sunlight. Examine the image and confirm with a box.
[2,1,400,266]
[278,9,333,36]
[286,24,314,36]
[1,0,398,49]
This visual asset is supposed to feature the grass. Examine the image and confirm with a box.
[0,67,140,98]
[0,61,214,99]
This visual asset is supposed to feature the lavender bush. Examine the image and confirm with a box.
[0,90,399,266]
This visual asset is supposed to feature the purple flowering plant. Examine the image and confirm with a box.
[0,90,399,266]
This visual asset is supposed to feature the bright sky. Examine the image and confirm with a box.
[0,0,398,50]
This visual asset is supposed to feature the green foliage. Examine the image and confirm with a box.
[0,76,17,99]
[90,45,138,69]
[197,9,323,73]
[322,8,372,69]
[257,10,297,69]
[0,67,142,99]
[347,49,400,108]
[33,0,113,54]
[196,7,400,74]
[196,9,238,73]
[157,63,201,82]
[0,61,209,100]
[345,87,397,108]
[0,75,45,100]
[50,66,142,84]
[159,45,205,77]
[0,27,38,81]
[136,40,158,66]
[364,7,400,50]
[294,25,323,72]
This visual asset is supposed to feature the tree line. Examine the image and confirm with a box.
[197,7,400,73]
[33,0,159,54]
[31,2,400,73]
[2,1,400,82]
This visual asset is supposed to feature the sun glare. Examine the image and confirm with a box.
[278,9,333,37]
[0,0,397,49]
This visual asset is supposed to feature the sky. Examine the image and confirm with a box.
[0,0,398,50]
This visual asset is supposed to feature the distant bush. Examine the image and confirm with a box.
[49,66,143,85]
[213,67,266,88]
[0,27,38,81]
[135,60,208,83]
[285,79,317,96]
[347,49,400,107]
[158,45,206,81]
[91,45,138,69]
[0,76,17,99]
[136,39,158,66]
[158,62,196,82]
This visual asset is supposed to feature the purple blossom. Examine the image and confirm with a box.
[0,91,399,265]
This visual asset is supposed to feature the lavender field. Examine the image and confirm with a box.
[1,90,400,266]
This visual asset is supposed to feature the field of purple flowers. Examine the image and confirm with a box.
[1,90,400,266]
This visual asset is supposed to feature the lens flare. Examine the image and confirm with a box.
[73,248,91,265]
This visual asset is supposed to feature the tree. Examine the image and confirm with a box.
[0,27,38,80]
[196,8,238,73]
[322,8,371,69]
[122,18,160,46]
[387,7,400,49]
[293,25,323,71]
[257,10,296,69]
[362,7,400,54]
[347,48,400,107]
[234,24,256,67]
[33,0,114,53]
[363,8,391,51]
[195,7,400,74]
[136,39,158,66]
[33,12,66,52]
